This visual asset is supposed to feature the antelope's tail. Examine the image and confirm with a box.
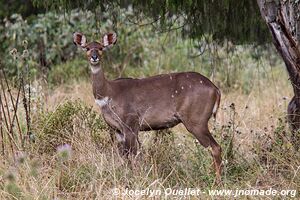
[212,89,221,119]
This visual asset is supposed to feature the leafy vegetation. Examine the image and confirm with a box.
[1,9,280,92]
[33,100,110,153]
[32,0,270,44]
[0,10,98,74]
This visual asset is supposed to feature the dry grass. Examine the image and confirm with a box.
[0,66,299,200]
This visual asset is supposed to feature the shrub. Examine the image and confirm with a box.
[33,100,110,153]
[0,9,151,79]
[47,58,89,86]
[0,11,97,70]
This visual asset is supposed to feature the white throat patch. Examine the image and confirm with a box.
[95,97,109,108]
[91,66,101,74]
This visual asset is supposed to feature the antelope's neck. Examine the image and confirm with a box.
[91,64,110,99]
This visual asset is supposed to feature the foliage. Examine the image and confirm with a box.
[47,58,89,86]
[0,10,97,73]
[32,0,271,44]
[0,0,41,20]
[0,9,153,82]
[0,9,280,91]
[33,100,110,153]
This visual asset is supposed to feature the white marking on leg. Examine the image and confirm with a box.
[116,132,125,142]
[95,97,109,108]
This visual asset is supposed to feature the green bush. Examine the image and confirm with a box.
[47,58,89,86]
[34,100,110,153]
[0,9,150,77]
[1,11,95,65]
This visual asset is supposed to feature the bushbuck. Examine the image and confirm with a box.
[73,32,222,182]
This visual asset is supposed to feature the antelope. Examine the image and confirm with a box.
[73,32,222,182]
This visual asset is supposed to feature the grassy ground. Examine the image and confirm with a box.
[0,25,299,199]
[1,62,299,199]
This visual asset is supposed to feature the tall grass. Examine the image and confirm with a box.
[0,62,298,199]
[0,11,298,198]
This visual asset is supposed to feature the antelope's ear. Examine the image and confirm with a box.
[73,32,87,48]
[102,32,117,50]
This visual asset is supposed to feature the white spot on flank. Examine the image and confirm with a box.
[170,76,173,80]
[171,94,174,98]
[200,80,203,84]
[175,90,178,93]
[95,97,109,108]
[186,74,189,78]
[181,86,184,90]
[189,85,192,88]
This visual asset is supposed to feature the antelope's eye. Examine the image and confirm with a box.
[86,47,90,51]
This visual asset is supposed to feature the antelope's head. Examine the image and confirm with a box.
[73,32,117,66]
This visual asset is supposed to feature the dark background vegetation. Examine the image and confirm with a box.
[1,0,270,42]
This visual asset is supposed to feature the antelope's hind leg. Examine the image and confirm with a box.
[183,120,222,183]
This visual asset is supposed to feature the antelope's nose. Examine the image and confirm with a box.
[91,55,98,60]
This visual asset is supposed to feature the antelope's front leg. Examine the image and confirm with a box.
[123,129,139,155]
[122,114,140,156]
[111,130,125,155]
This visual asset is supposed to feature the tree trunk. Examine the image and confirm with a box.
[257,0,300,145]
